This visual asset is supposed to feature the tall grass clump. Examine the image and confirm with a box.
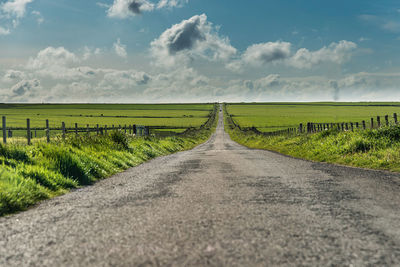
[0,107,217,216]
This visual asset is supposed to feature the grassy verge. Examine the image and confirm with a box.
[0,108,217,216]
[224,108,400,173]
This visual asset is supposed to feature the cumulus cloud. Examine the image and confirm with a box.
[107,0,155,18]
[0,0,34,34]
[288,40,357,69]
[2,69,26,82]
[102,69,151,87]
[1,0,33,19]
[151,14,236,67]
[103,0,189,18]
[11,78,39,96]
[113,38,128,58]
[243,42,292,66]
[27,46,79,69]
[156,0,188,9]
[228,40,357,72]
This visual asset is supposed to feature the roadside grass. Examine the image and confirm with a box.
[225,113,400,173]
[0,109,217,216]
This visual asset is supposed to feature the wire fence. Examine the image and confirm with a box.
[0,105,218,145]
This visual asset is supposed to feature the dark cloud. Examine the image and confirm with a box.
[11,79,40,96]
[167,17,205,54]
[136,73,151,85]
[128,0,142,14]
[260,50,288,62]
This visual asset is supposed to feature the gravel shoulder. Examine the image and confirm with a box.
[1,110,400,266]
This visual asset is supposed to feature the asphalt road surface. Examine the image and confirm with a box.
[1,110,400,266]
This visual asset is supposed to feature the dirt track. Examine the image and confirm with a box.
[1,109,400,266]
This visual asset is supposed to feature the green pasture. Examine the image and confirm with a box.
[227,102,400,132]
[0,104,213,138]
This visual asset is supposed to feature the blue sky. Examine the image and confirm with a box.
[1,0,400,102]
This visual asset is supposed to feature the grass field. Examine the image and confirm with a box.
[0,105,218,216]
[0,104,214,139]
[224,102,400,173]
[226,102,400,132]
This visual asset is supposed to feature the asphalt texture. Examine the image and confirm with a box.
[1,109,400,266]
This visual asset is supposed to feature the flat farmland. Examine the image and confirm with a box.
[0,104,214,138]
[227,102,400,132]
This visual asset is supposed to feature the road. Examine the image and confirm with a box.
[1,109,400,266]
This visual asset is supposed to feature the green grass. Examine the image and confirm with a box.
[0,103,213,132]
[0,105,217,216]
[225,105,400,173]
[227,102,400,132]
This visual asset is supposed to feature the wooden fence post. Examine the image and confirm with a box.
[34,128,37,138]
[133,124,137,135]
[385,115,389,126]
[87,124,90,136]
[394,113,398,124]
[377,116,381,128]
[350,122,354,131]
[345,123,349,131]
[62,122,66,139]
[27,119,31,145]
[356,122,359,129]
[2,116,6,144]
[362,120,366,130]
[96,124,99,135]
[370,118,374,129]
[75,123,78,136]
[46,119,50,143]
[124,124,127,134]
[299,123,303,133]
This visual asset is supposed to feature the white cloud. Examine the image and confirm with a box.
[102,69,151,87]
[0,0,34,33]
[1,0,33,19]
[31,10,43,25]
[156,0,188,9]
[358,14,400,33]
[288,40,357,69]
[242,41,291,66]
[82,46,102,60]
[228,40,357,72]
[2,69,25,82]
[104,0,189,18]
[27,46,79,69]
[0,26,10,35]
[151,14,236,67]
[107,0,155,18]
[113,38,128,58]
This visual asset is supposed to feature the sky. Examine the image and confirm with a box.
[1,0,400,103]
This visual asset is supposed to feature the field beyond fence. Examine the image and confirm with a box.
[225,102,400,136]
[0,103,215,144]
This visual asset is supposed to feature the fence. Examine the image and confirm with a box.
[225,107,400,137]
[0,116,152,145]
